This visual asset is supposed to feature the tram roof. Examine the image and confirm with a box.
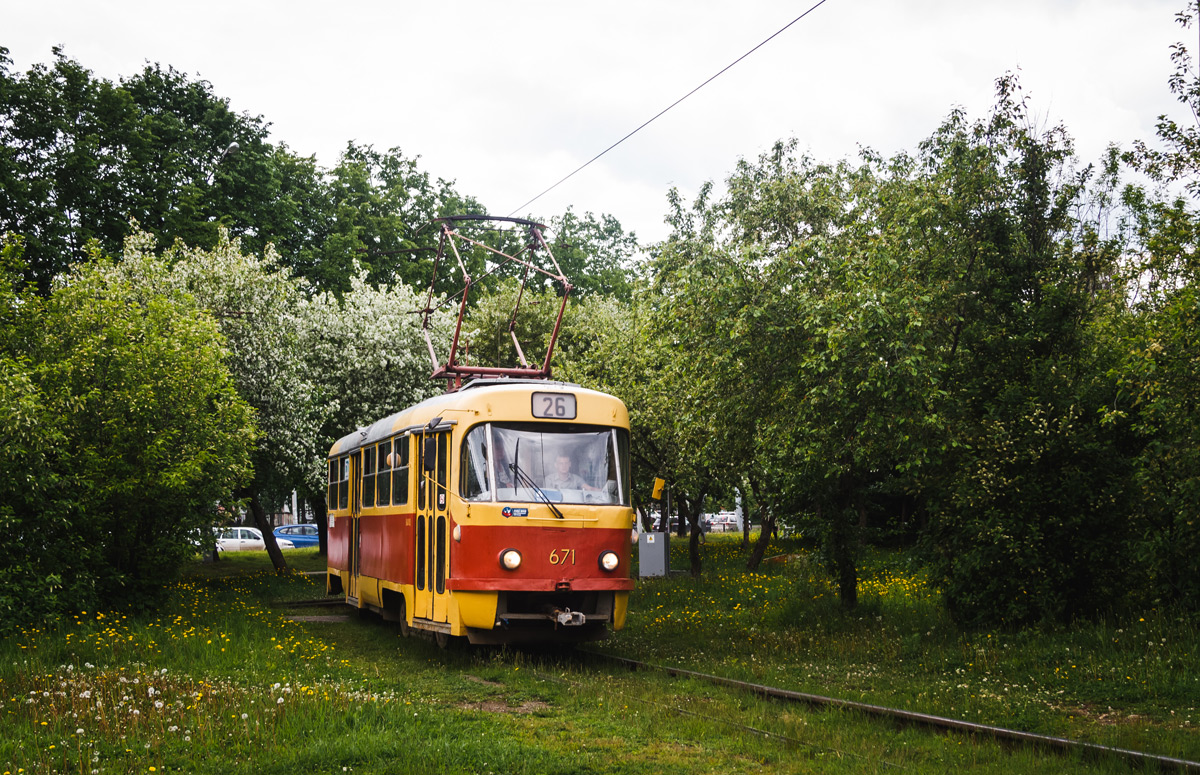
[327,378,627,457]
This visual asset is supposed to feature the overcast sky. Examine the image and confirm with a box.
[6,0,1193,244]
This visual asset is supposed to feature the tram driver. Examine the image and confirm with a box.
[543,453,596,492]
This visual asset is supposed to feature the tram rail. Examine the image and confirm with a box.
[586,652,1200,774]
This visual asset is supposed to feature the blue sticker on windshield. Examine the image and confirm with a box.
[502,507,529,518]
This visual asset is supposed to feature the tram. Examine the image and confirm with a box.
[325,216,635,645]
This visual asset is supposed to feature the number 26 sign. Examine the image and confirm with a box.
[532,392,577,419]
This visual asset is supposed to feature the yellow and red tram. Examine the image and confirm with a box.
[325,378,635,645]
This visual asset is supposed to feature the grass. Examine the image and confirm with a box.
[613,536,1199,760]
[0,539,1195,774]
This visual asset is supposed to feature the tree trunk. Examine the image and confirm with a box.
[739,487,750,550]
[249,491,288,573]
[685,491,706,578]
[830,478,858,610]
[306,492,328,557]
[746,513,775,571]
[746,492,775,571]
[832,511,858,609]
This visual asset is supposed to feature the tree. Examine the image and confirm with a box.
[301,269,455,550]
[652,145,949,602]
[646,77,1135,622]
[1117,1,1200,610]
[544,208,642,301]
[284,143,491,296]
[1128,2,1200,195]
[116,228,323,572]
[0,234,254,626]
[911,81,1135,627]
[0,48,279,292]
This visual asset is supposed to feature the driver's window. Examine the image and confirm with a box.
[460,424,490,501]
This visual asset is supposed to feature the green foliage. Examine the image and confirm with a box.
[116,228,321,505]
[545,208,643,301]
[894,81,1137,627]
[305,269,454,492]
[0,49,530,299]
[644,77,1141,624]
[0,47,279,292]
[1127,2,1200,194]
[1111,197,1200,610]
[1115,4,1200,611]
[0,234,254,626]
[284,143,491,296]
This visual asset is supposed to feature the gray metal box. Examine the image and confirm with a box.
[639,532,668,577]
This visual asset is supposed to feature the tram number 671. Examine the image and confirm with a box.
[549,548,576,566]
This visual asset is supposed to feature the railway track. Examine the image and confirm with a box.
[584,651,1199,774]
[270,597,348,609]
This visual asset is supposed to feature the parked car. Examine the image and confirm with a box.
[273,523,319,548]
[214,526,294,552]
[711,512,740,532]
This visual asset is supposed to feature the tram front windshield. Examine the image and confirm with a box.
[461,423,630,505]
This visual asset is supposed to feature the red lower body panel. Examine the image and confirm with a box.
[448,524,633,592]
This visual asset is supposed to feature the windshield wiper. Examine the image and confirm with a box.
[509,441,563,519]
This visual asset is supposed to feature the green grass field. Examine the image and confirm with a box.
[1,538,1195,774]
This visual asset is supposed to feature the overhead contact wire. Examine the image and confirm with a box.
[508,0,833,217]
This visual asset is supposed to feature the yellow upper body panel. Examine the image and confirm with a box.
[328,380,629,458]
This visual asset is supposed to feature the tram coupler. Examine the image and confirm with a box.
[546,606,586,627]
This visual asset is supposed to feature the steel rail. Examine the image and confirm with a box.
[270,597,347,609]
[591,653,1200,774]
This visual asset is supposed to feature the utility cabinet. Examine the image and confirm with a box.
[639,532,668,577]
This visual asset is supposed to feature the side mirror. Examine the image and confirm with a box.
[423,437,437,472]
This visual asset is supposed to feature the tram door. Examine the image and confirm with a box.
[348,450,362,600]
[414,428,450,621]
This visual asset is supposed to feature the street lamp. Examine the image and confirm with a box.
[205,141,240,185]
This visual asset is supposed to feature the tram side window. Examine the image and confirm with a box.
[376,439,392,505]
[326,459,337,510]
[390,436,410,505]
[362,446,376,507]
[615,427,631,503]
[437,433,448,498]
[328,456,350,511]
[338,456,349,510]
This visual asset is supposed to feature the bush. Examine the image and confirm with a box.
[0,241,254,626]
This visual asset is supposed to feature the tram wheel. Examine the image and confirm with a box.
[435,631,452,649]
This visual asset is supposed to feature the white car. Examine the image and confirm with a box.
[214,526,295,552]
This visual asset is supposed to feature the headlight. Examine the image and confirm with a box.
[500,549,522,570]
[599,551,620,572]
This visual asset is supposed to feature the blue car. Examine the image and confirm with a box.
[273,523,319,548]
